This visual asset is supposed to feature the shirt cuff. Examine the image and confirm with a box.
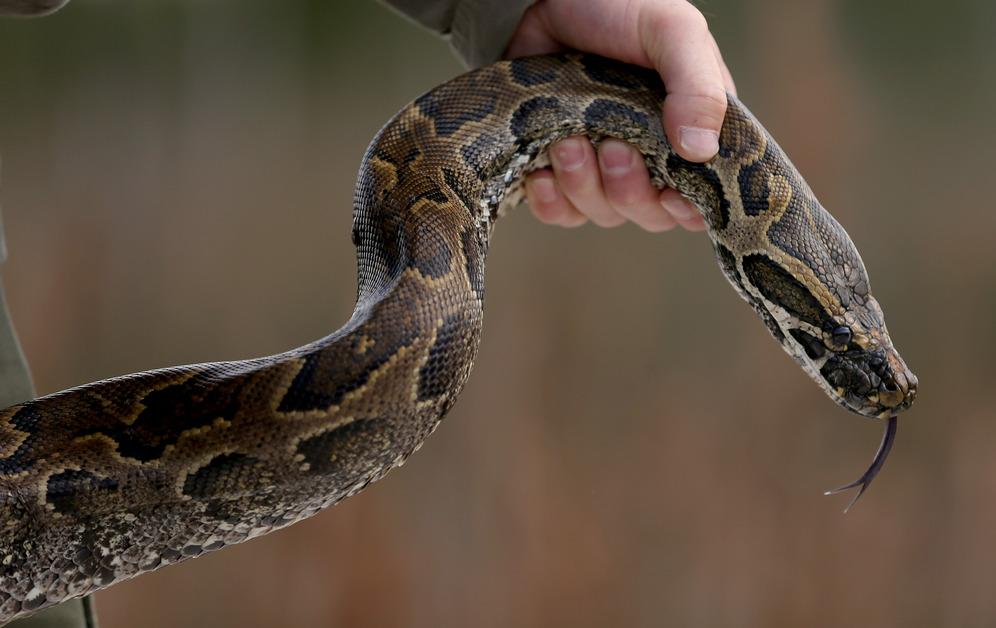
[449,0,535,67]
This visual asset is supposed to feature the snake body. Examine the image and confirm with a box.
[0,54,916,621]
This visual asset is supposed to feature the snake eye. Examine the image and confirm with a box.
[831,326,853,346]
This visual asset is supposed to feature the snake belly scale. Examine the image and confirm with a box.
[0,54,916,621]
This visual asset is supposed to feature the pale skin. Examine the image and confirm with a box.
[505,0,738,232]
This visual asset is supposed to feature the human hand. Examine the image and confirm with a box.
[505,0,737,232]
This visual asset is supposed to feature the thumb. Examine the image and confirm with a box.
[638,2,728,162]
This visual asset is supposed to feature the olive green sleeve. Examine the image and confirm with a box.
[0,177,97,628]
[378,0,535,67]
[3,598,97,628]
[0,4,92,623]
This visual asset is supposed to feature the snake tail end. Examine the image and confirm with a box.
[823,416,898,513]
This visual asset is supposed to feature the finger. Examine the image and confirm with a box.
[598,140,676,232]
[503,4,566,58]
[525,169,588,228]
[549,136,625,227]
[660,188,707,232]
[638,2,728,162]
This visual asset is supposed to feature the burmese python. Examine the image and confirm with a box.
[0,54,917,621]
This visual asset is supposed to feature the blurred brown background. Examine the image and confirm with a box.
[0,1,993,626]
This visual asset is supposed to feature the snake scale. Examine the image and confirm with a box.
[0,54,917,621]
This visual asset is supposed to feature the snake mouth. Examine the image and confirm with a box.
[848,380,917,418]
[823,349,917,418]
[841,388,915,419]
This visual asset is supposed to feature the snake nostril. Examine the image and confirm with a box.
[878,382,905,408]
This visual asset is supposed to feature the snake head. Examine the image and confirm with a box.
[814,329,917,418]
[818,319,917,418]
[720,162,920,421]
[734,248,918,419]
[782,288,917,419]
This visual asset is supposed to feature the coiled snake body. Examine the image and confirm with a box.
[0,54,916,621]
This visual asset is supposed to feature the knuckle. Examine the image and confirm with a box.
[682,5,710,32]
[676,83,728,111]
[672,87,728,125]
[656,1,709,33]
[559,169,601,200]
[607,187,643,210]
[696,83,729,109]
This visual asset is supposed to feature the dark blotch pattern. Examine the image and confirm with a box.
[182,452,259,500]
[46,469,118,515]
[1,404,48,474]
[0,368,249,472]
[742,254,834,328]
[736,143,792,216]
[371,145,399,168]
[415,85,496,137]
[296,419,387,476]
[580,55,655,89]
[508,57,558,86]
[737,158,770,216]
[408,188,457,280]
[509,96,562,139]
[718,100,765,160]
[277,321,417,413]
[584,98,649,131]
[418,313,470,400]
[113,378,245,462]
[401,146,422,168]
[409,225,453,280]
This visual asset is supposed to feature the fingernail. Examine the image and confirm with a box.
[678,126,720,161]
[598,140,633,175]
[661,196,696,220]
[552,138,586,171]
[529,176,559,204]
